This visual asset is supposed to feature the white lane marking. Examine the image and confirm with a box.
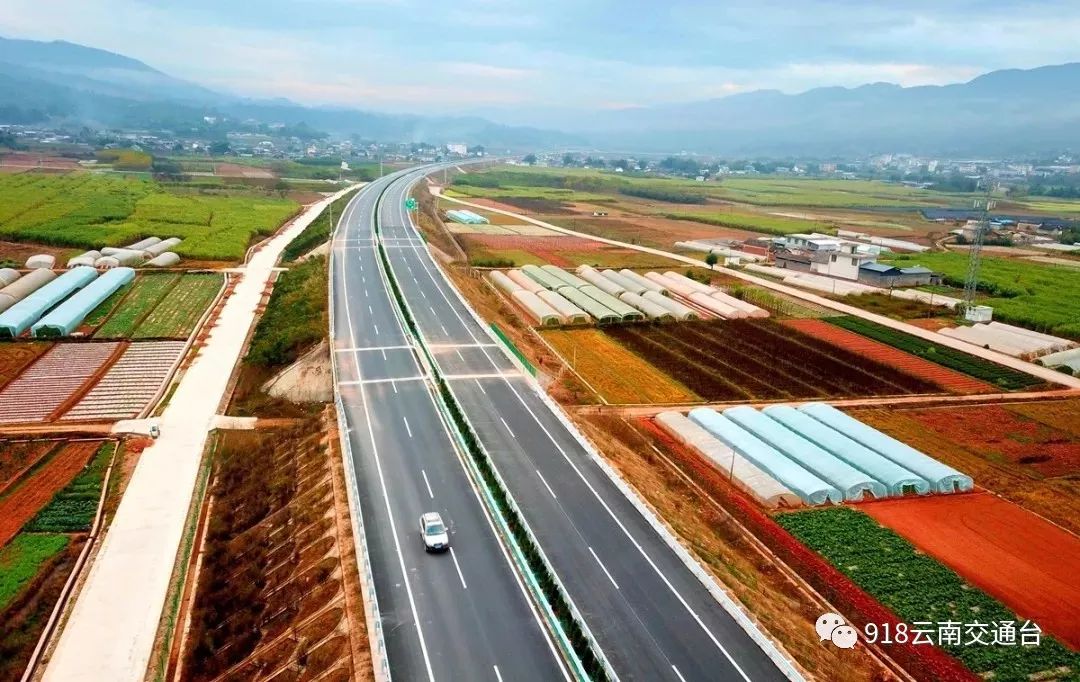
[536,470,557,500]
[381,348,387,360]
[441,325,449,336]
[429,305,437,315]
[402,416,413,438]
[493,665,504,682]
[421,290,427,299]
[499,417,516,438]
[336,345,411,352]
[364,288,369,297]
[449,547,468,590]
[588,547,620,589]
[362,276,366,283]
[475,379,487,394]
[374,323,379,335]
[402,226,755,681]
[391,380,398,394]
[456,349,465,361]
[444,372,519,380]
[672,665,687,682]
[338,216,436,682]
[368,305,373,315]
[421,469,434,498]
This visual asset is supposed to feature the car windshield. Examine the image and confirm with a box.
[425,522,445,535]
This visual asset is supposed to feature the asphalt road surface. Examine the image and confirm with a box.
[375,168,794,682]
[330,172,568,682]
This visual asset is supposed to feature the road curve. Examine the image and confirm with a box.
[330,173,567,682]
[377,168,798,682]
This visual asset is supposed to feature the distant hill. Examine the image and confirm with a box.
[588,63,1080,156]
[0,36,577,148]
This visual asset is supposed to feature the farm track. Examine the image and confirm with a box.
[0,343,122,424]
[0,440,99,547]
[782,318,996,395]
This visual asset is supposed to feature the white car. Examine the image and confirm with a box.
[420,512,449,552]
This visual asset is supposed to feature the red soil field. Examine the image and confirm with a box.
[0,343,52,390]
[0,440,58,494]
[863,492,1080,649]
[782,318,994,395]
[902,404,1080,477]
[0,440,99,547]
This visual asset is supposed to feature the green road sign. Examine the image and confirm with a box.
[405,197,418,210]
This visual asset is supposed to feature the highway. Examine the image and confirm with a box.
[375,168,795,682]
[330,173,567,682]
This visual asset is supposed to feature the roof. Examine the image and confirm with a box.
[899,266,933,275]
[859,262,899,274]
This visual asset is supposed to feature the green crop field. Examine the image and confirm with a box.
[827,316,1043,389]
[281,188,359,262]
[94,274,180,338]
[663,210,833,235]
[779,507,1080,681]
[710,177,962,209]
[0,533,69,611]
[0,173,299,261]
[133,274,223,338]
[884,252,1080,339]
[81,283,132,329]
[26,442,113,534]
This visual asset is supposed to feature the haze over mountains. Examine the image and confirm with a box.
[2,36,1078,157]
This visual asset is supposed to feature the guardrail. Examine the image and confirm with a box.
[373,174,614,681]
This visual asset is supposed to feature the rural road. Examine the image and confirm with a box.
[330,170,568,682]
[376,167,797,681]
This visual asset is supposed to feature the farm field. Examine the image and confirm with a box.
[0,173,298,261]
[0,440,59,494]
[826,316,1044,390]
[604,320,939,402]
[778,506,1080,680]
[62,341,185,421]
[541,329,698,403]
[782,319,994,394]
[132,273,223,338]
[0,343,121,424]
[861,492,1080,650]
[0,343,52,390]
[851,403,1080,535]
[461,233,676,269]
[0,440,100,547]
[94,273,180,338]
[25,442,113,533]
[662,209,832,235]
[0,534,70,611]
[884,252,1080,339]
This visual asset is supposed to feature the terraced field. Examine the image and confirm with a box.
[94,274,179,338]
[133,274,222,338]
[605,320,938,401]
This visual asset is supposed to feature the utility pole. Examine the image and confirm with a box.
[961,178,995,320]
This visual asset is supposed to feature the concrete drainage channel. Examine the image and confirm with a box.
[372,176,615,682]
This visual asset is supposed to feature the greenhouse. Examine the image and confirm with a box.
[536,290,589,324]
[33,267,135,337]
[556,286,619,324]
[521,264,566,290]
[576,267,626,296]
[125,237,162,250]
[506,269,545,293]
[642,290,698,320]
[0,266,98,338]
[601,269,647,295]
[510,290,562,326]
[579,285,645,322]
[144,238,182,256]
[542,265,589,289]
[656,411,800,508]
[489,271,522,296]
[621,269,667,294]
[67,250,102,268]
[762,405,930,495]
[26,254,55,269]
[799,403,974,493]
[0,269,56,314]
[146,252,181,267]
[445,209,489,224]
[0,269,20,287]
[690,408,843,505]
[724,406,887,501]
[617,291,673,322]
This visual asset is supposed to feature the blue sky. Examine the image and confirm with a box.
[3,0,1079,122]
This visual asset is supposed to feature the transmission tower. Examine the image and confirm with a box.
[961,178,995,320]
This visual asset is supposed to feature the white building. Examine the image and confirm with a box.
[447,143,468,155]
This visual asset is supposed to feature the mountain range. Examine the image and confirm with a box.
[1,36,1078,157]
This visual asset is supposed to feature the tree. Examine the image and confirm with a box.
[523,153,537,165]
[562,153,576,167]
[705,252,719,268]
[209,140,231,155]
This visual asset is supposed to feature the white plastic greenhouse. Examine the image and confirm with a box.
[510,290,562,326]
[579,285,645,322]
[799,403,973,493]
[601,269,647,295]
[521,264,566,290]
[620,269,667,294]
[577,267,627,297]
[536,290,589,324]
[144,238,182,257]
[689,408,843,505]
[617,291,673,321]
[67,250,102,268]
[125,237,162,251]
[655,412,800,508]
[146,252,181,267]
[32,267,135,337]
[26,254,55,269]
[0,269,19,287]
[0,266,97,338]
[0,269,56,314]
[723,406,887,501]
[641,291,698,320]
[557,286,619,324]
[489,271,522,296]
[507,269,545,293]
[541,265,590,289]
[762,405,930,495]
